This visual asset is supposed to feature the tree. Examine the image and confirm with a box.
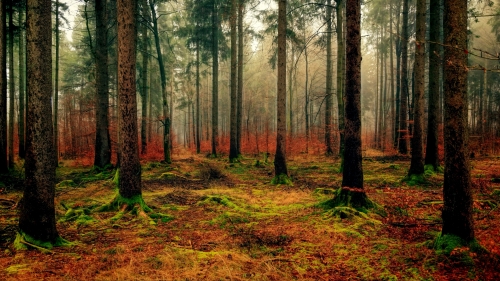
[438,0,475,245]
[93,0,112,168]
[211,0,219,157]
[398,0,409,155]
[8,1,14,169]
[273,0,289,183]
[236,0,244,156]
[0,0,7,174]
[425,0,441,169]
[332,0,373,209]
[140,0,149,155]
[18,1,26,159]
[324,0,333,155]
[335,0,345,159]
[17,0,66,248]
[229,0,238,162]
[407,0,425,177]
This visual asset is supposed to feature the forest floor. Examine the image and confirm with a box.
[1,150,500,281]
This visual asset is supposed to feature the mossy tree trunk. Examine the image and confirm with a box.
[19,0,60,243]
[274,0,288,178]
[441,0,474,242]
[338,0,371,208]
[118,0,142,199]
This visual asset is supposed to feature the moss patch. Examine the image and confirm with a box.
[14,231,73,252]
[271,174,293,185]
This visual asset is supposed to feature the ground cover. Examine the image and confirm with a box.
[1,152,499,280]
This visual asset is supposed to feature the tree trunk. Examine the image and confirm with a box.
[53,0,60,165]
[408,0,426,176]
[140,0,148,155]
[195,39,201,153]
[211,1,219,157]
[389,1,395,151]
[149,0,171,163]
[18,3,25,159]
[441,0,474,242]
[398,0,409,155]
[425,0,441,169]
[342,0,363,189]
[8,2,14,169]
[19,0,59,243]
[118,0,141,198]
[236,0,244,156]
[0,0,7,173]
[274,0,288,179]
[336,0,345,158]
[229,0,238,162]
[94,0,111,168]
[325,0,333,155]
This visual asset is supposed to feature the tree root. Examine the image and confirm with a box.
[14,231,72,252]
[96,194,172,225]
[319,187,385,216]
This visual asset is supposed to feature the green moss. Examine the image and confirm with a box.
[56,180,76,188]
[271,174,293,185]
[389,164,400,170]
[403,173,427,186]
[434,233,485,255]
[14,231,73,252]
[59,207,96,226]
[5,264,31,274]
[159,172,176,180]
[313,188,336,195]
[318,188,380,214]
[491,189,500,197]
[112,169,119,186]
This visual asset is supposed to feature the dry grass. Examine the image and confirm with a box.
[1,152,500,280]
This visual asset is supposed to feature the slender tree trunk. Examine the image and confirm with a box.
[398,0,409,154]
[8,2,14,169]
[408,0,425,176]
[336,0,345,158]
[93,0,111,168]
[53,0,60,165]
[140,0,148,155]
[229,0,238,162]
[274,0,288,177]
[18,3,25,159]
[389,1,395,151]
[236,0,244,156]
[211,1,219,157]
[394,1,401,149]
[118,0,142,198]
[195,39,201,153]
[441,0,474,242]
[325,0,333,155]
[149,0,171,163]
[0,0,7,173]
[19,0,59,242]
[425,0,441,169]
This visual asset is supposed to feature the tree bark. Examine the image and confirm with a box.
[94,0,111,168]
[53,0,60,165]
[274,0,288,177]
[398,0,409,155]
[425,0,441,169]
[335,0,345,158]
[211,1,219,157]
[325,0,333,155]
[229,0,238,162]
[408,0,425,176]
[441,0,474,242]
[0,0,7,173]
[140,0,148,155]
[18,2,25,159]
[236,0,244,156]
[195,38,201,153]
[8,2,15,169]
[19,0,59,242]
[118,0,142,198]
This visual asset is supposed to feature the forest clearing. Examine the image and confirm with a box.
[1,150,500,281]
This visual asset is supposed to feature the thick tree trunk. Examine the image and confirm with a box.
[398,0,409,155]
[342,0,363,189]
[408,0,425,176]
[19,0,59,242]
[274,0,288,179]
[118,0,142,198]
[425,0,441,169]
[229,0,238,162]
[325,0,333,155]
[8,3,14,169]
[18,4,26,159]
[0,0,8,173]
[94,0,111,168]
[441,0,474,242]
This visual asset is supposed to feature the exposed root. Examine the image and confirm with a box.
[319,187,384,216]
[14,231,73,253]
[96,194,173,225]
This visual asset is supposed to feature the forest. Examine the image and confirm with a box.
[1,0,500,280]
